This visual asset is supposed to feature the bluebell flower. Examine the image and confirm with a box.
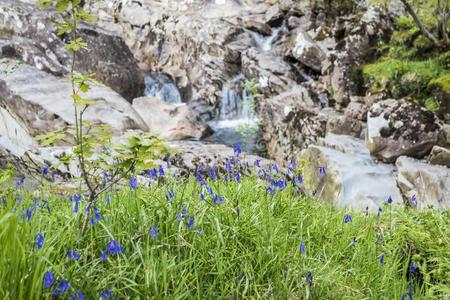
[106,240,124,256]
[235,172,241,182]
[42,166,49,176]
[2,197,6,206]
[300,241,305,254]
[213,195,218,206]
[254,159,261,167]
[236,206,240,216]
[273,164,279,173]
[176,212,183,222]
[51,172,57,182]
[147,168,157,179]
[36,233,44,250]
[266,186,275,196]
[379,253,385,265]
[43,271,54,289]
[101,250,107,262]
[106,194,111,205]
[343,214,352,223]
[410,195,418,206]
[305,271,313,284]
[206,186,214,196]
[233,144,241,155]
[149,225,159,239]
[66,250,80,260]
[377,207,382,217]
[297,175,303,184]
[209,167,217,182]
[365,206,369,216]
[387,196,393,204]
[407,286,413,300]
[71,289,85,300]
[159,165,165,176]
[195,169,202,183]
[59,279,71,294]
[350,238,357,246]
[200,192,205,201]
[319,166,326,175]
[196,229,203,236]
[409,261,417,274]
[219,195,224,204]
[101,289,114,300]
[129,176,138,190]
[183,207,189,215]
[15,175,25,188]
[187,216,195,229]
[94,206,102,221]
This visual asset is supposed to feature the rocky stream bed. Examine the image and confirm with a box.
[0,0,449,210]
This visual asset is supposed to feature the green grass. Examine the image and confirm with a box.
[0,174,449,299]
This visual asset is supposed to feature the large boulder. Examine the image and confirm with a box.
[428,146,450,168]
[396,156,450,210]
[300,134,403,210]
[132,97,211,141]
[259,85,327,162]
[0,0,144,101]
[290,29,327,73]
[366,99,444,163]
[0,62,147,137]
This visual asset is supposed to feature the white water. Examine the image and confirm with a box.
[248,24,283,52]
[207,75,259,152]
[144,72,182,104]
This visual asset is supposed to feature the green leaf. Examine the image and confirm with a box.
[71,94,95,106]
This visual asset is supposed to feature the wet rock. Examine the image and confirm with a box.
[132,97,212,141]
[300,134,402,211]
[428,146,450,168]
[396,156,450,209]
[366,99,444,163]
[290,29,327,73]
[0,62,147,137]
[259,86,327,162]
[0,0,143,101]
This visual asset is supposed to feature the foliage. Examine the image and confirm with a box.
[0,168,449,299]
[35,0,169,230]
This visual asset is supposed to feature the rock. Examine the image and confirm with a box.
[366,99,444,163]
[241,48,297,95]
[74,26,145,101]
[242,18,272,36]
[265,5,283,26]
[396,156,450,209]
[259,86,327,162]
[168,140,273,174]
[0,106,37,157]
[428,146,450,168]
[132,97,211,140]
[290,29,327,73]
[0,0,144,101]
[326,102,368,138]
[300,134,402,210]
[443,124,450,145]
[0,62,147,137]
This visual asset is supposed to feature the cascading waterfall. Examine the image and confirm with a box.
[144,72,182,104]
[248,23,283,52]
[207,75,259,152]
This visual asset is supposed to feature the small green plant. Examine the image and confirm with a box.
[36,0,169,233]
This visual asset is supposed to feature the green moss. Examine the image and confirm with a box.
[429,73,450,93]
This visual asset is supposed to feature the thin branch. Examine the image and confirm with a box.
[400,0,442,48]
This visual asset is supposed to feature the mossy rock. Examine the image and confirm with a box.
[429,73,450,113]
